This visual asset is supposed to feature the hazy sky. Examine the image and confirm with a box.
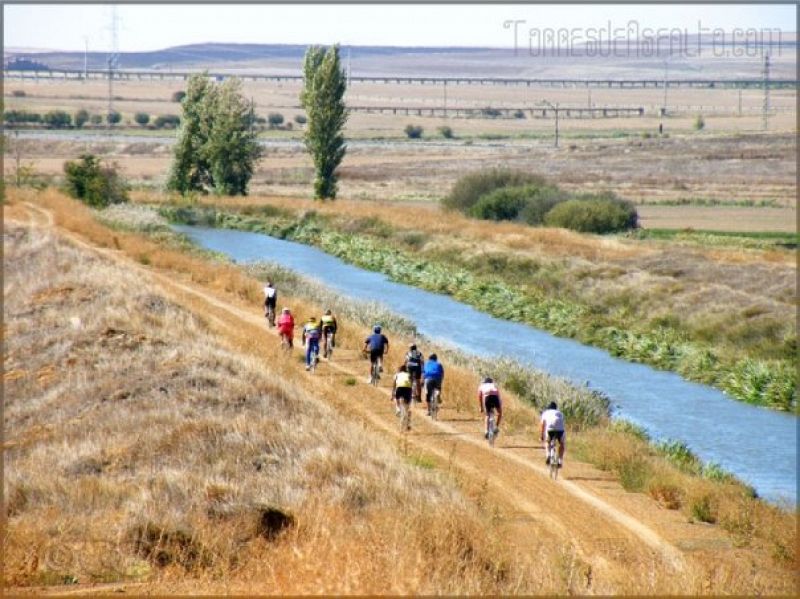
[4,3,796,52]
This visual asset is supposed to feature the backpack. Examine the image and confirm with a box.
[406,350,422,369]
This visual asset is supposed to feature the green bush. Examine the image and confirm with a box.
[404,124,424,139]
[469,183,566,223]
[134,112,150,126]
[4,110,42,124]
[294,114,307,125]
[442,169,546,213]
[469,186,530,221]
[43,110,72,128]
[693,114,705,131]
[63,154,129,208]
[89,114,103,125]
[268,112,284,128]
[106,111,122,125]
[74,109,90,128]
[544,195,638,233]
[154,114,180,129]
[438,125,454,139]
[171,90,186,103]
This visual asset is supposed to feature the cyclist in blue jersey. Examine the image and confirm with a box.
[422,353,444,415]
[362,325,389,382]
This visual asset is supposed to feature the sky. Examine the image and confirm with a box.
[4,3,797,52]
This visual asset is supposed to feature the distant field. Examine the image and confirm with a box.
[638,205,797,233]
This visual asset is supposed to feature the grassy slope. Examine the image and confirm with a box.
[5,189,796,593]
[153,196,796,411]
[3,219,535,593]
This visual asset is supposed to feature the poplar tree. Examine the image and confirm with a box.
[300,45,348,200]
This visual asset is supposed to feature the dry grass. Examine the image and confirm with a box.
[3,218,556,593]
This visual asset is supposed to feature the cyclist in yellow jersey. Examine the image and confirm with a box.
[302,317,321,370]
[320,309,338,357]
[392,364,413,426]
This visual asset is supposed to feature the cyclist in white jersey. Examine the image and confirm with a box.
[540,401,566,467]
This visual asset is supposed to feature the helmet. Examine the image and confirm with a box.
[309,316,316,321]
[483,377,493,384]
[282,307,290,313]
[373,325,382,333]
[547,401,557,410]
[429,353,437,361]
[325,309,332,315]
[409,343,417,350]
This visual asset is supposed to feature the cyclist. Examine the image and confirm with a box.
[404,343,424,402]
[540,401,566,467]
[362,325,389,383]
[422,353,444,416]
[320,309,338,357]
[263,280,277,327]
[478,377,502,439]
[302,316,321,371]
[276,307,295,349]
[392,363,413,428]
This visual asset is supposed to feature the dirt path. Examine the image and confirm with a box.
[15,201,771,593]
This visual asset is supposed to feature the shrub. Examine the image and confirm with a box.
[154,114,181,129]
[90,114,103,125]
[442,168,546,213]
[404,124,424,139]
[74,109,90,128]
[267,113,284,128]
[513,109,526,119]
[106,111,122,125]
[4,110,42,124]
[43,110,72,128]
[544,195,638,233]
[518,185,570,225]
[63,154,129,208]
[481,107,502,118]
[693,114,705,131]
[689,494,717,523]
[11,90,26,97]
[294,114,307,125]
[134,112,150,126]
[469,186,530,221]
[438,125,454,139]
[172,90,186,103]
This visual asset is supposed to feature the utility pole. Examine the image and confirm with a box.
[443,80,448,117]
[83,36,89,81]
[762,53,770,131]
[542,100,559,148]
[554,102,559,148]
[107,5,120,127]
[738,89,742,116]
[14,131,21,187]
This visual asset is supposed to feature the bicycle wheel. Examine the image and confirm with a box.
[325,333,333,359]
[487,412,496,447]
[430,388,439,420]
[548,440,559,480]
[370,361,380,386]
[399,402,411,432]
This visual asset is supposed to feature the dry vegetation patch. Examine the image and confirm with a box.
[3,220,542,593]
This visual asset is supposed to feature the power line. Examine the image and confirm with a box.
[762,52,770,131]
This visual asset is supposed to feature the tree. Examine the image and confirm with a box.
[300,45,348,200]
[106,111,122,125]
[90,114,103,125]
[167,74,261,196]
[204,78,262,195]
[172,90,186,103]
[44,110,72,128]
[74,109,90,128]
[168,74,212,194]
[63,154,128,207]
[267,112,284,128]
[405,124,424,139]
[134,112,150,126]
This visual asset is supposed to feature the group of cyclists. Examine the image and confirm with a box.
[264,280,566,468]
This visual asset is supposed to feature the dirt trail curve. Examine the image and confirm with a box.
[16,202,716,593]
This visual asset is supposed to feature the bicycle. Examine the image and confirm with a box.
[323,330,334,360]
[398,400,412,433]
[369,357,381,386]
[280,333,292,353]
[265,304,276,328]
[486,409,499,447]
[309,347,319,373]
[429,386,440,421]
[545,435,560,480]
[411,376,421,403]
